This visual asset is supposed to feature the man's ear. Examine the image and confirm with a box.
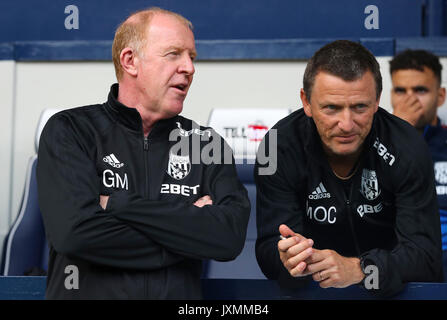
[437,87,446,108]
[120,47,138,77]
[300,88,312,117]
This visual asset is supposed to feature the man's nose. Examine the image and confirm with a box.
[338,109,355,132]
[179,54,195,75]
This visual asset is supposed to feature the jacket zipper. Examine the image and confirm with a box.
[143,136,149,298]
[344,182,361,256]
[143,136,149,198]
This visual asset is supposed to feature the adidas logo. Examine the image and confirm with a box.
[308,182,331,200]
[103,153,124,168]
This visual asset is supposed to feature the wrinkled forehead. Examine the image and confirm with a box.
[146,14,194,41]
[312,71,378,102]
[145,17,196,55]
[391,67,439,87]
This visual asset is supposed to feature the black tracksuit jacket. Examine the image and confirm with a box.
[255,108,443,297]
[37,84,250,299]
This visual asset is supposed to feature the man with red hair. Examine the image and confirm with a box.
[37,8,250,299]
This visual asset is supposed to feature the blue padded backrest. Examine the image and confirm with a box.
[1,156,48,275]
[235,163,256,240]
[40,239,49,271]
[235,162,255,183]
[202,162,266,279]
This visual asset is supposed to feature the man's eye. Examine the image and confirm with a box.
[321,105,338,114]
[414,87,428,94]
[394,88,406,94]
[354,104,368,112]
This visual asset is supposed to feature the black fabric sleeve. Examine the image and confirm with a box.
[360,150,443,297]
[254,133,311,287]
[110,138,251,262]
[37,114,185,270]
[38,115,250,269]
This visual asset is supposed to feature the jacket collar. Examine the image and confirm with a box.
[423,117,442,141]
[104,83,179,139]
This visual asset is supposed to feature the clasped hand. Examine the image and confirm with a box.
[278,224,364,288]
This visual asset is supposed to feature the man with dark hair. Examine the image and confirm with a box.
[390,49,445,130]
[255,40,443,297]
[390,49,447,281]
[37,8,250,299]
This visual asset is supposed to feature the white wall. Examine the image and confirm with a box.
[10,62,116,224]
[3,56,447,249]
[0,61,15,247]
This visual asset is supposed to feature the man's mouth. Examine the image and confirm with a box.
[172,83,188,93]
[334,134,357,143]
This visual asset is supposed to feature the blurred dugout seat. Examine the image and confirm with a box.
[0,109,60,276]
[203,108,290,279]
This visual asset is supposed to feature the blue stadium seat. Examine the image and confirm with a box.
[202,162,266,279]
[0,155,48,275]
[202,107,291,279]
[0,109,59,276]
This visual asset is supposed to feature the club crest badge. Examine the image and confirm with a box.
[434,162,447,184]
[360,169,381,201]
[167,153,191,180]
